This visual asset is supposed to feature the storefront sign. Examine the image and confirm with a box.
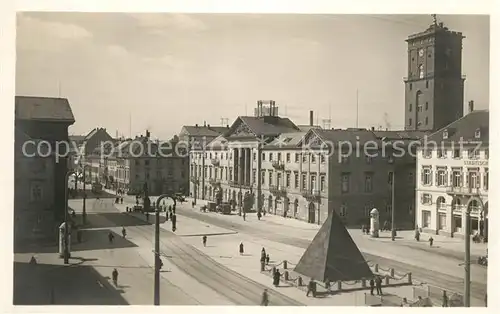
[464,160,488,166]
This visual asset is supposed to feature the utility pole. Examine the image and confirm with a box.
[391,171,396,241]
[464,208,471,307]
[63,170,74,264]
[82,165,87,225]
[356,89,359,128]
[142,182,159,305]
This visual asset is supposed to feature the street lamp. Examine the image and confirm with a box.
[78,162,89,225]
[63,170,75,264]
[464,207,471,307]
[391,171,396,241]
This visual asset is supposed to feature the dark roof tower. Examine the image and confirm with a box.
[294,211,373,282]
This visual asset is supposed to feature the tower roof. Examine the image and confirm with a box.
[293,211,373,282]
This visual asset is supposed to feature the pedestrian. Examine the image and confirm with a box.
[429,236,434,247]
[261,248,266,260]
[243,212,246,221]
[369,278,375,295]
[415,229,420,241]
[112,268,119,286]
[375,276,383,295]
[121,226,127,238]
[261,289,269,306]
[257,211,262,220]
[239,242,244,255]
[120,197,123,204]
[306,278,315,297]
[77,229,83,243]
[324,277,331,292]
[442,291,449,307]
[145,211,149,222]
[108,231,114,243]
[202,235,207,247]
[266,254,270,265]
[273,269,281,286]
[401,297,409,307]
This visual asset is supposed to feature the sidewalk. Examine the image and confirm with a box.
[181,231,417,306]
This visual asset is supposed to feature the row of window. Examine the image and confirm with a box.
[133,158,184,166]
[422,148,489,160]
[420,167,489,190]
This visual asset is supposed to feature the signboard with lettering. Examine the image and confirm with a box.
[464,160,488,166]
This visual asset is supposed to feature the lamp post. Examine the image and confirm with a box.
[80,163,88,225]
[464,207,471,307]
[391,171,396,241]
[63,170,75,264]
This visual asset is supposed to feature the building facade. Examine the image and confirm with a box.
[415,109,488,238]
[15,96,75,222]
[190,101,424,227]
[404,19,465,131]
[85,131,189,195]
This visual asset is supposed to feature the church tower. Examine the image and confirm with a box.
[404,15,465,131]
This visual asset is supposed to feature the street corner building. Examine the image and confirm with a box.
[14,96,75,249]
[416,107,489,239]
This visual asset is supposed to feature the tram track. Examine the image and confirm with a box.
[129,223,302,306]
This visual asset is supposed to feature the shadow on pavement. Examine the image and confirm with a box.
[73,229,138,252]
[83,212,166,229]
[13,261,129,305]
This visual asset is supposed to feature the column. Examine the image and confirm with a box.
[233,148,238,183]
[246,148,251,185]
[446,203,453,236]
[238,148,244,185]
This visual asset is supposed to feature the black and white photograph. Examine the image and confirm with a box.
[7,3,491,308]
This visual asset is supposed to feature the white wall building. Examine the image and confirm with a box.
[415,109,489,239]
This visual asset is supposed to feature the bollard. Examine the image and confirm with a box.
[389,268,395,277]
[283,260,288,269]
[337,281,342,291]
[385,276,390,285]
[260,261,265,271]
[284,271,289,281]
[272,266,276,276]
[361,279,366,288]
[297,276,303,286]
[374,264,379,272]
[407,272,412,284]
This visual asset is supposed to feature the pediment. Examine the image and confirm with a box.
[300,130,325,147]
[227,119,255,138]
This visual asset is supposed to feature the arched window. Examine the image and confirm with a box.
[418,64,424,79]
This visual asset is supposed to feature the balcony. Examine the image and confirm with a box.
[271,161,285,170]
[211,159,220,166]
[269,185,287,197]
[229,180,252,189]
[301,189,321,202]
[209,178,220,186]
[190,176,199,184]
[446,186,482,196]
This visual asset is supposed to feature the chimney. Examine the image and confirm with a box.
[204,121,207,127]
[146,130,150,139]
[468,100,474,113]
[207,124,211,128]
[309,110,314,126]
[371,127,375,131]
[195,123,198,127]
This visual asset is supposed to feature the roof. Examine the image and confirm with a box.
[15,96,75,123]
[69,135,86,143]
[206,135,229,150]
[294,211,373,282]
[297,125,322,132]
[101,137,186,158]
[181,125,229,137]
[426,110,489,145]
[266,132,307,148]
[227,116,300,139]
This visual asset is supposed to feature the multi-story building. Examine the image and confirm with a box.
[190,101,425,227]
[415,108,489,238]
[179,122,229,150]
[15,96,75,222]
[404,18,465,131]
[86,131,189,195]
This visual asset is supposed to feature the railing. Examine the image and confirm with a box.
[209,178,220,186]
[229,180,252,189]
[269,185,287,197]
[301,188,321,201]
[211,159,220,166]
[271,161,285,170]
[446,186,482,196]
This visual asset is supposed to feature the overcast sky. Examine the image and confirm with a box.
[15,13,489,139]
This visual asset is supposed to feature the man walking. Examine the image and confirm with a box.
[375,276,383,295]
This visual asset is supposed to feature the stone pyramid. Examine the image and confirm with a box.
[294,211,373,282]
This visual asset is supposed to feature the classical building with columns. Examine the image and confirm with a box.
[415,109,489,239]
[189,100,425,226]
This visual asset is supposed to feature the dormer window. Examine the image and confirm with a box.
[474,128,481,139]
[443,129,448,139]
